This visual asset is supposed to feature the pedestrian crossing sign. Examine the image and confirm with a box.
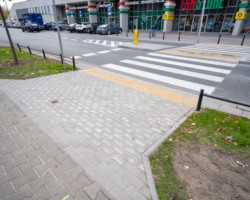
[163,14,174,20]
[235,12,247,20]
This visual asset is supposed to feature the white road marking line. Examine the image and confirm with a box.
[137,56,231,74]
[102,41,107,46]
[148,53,236,68]
[111,48,122,51]
[110,41,115,47]
[192,44,250,53]
[98,50,110,54]
[88,40,94,43]
[118,42,123,45]
[71,56,82,59]
[102,64,215,94]
[121,59,224,82]
[71,39,78,41]
[95,40,100,44]
[62,37,67,40]
[82,53,97,57]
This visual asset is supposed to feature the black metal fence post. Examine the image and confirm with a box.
[241,35,245,46]
[42,49,46,59]
[178,32,181,41]
[73,56,76,71]
[149,31,151,39]
[60,53,63,64]
[217,34,221,44]
[17,43,21,52]
[163,32,165,40]
[196,89,204,111]
[27,46,32,55]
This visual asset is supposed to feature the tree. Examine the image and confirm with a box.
[0,6,8,20]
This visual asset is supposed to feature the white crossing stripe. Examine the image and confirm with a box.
[71,39,78,41]
[136,56,231,74]
[121,59,224,82]
[149,53,236,68]
[102,64,215,94]
[98,50,110,54]
[111,48,122,51]
[102,41,107,46]
[82,53,97,57]
[110,41,115,47]
[62,37,67,40]
[95,40,100,44]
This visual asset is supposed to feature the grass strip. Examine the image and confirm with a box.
[0,47,74,79]
[150,108,250,200]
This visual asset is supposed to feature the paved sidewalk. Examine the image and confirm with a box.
[0,90,110,200]
[113,30,250,46]
[0,70,193,200]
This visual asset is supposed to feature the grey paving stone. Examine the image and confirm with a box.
[2,183,33,200]
[0,182,15,198]
[84,182,102,199]
[126,185,147,200]
[110,186,131,200]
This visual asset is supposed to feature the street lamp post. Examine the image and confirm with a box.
[0,4,18,64]
[197,0,206,43]
[52,0,66,70]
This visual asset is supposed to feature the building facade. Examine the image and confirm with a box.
[10,0,250,35]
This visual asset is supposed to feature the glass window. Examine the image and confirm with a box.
[148,3,152,11]
[153,3,158,11]
[213,15,224,32]
[179,16,186,31]
[191,16,200,32]
[228,0,238,6]
[206,15,216,32]
[173,16,179,31]
[185,16,193,31]
[47,6,50,14]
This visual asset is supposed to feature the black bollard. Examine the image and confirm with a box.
[73,56,76,71]
[17,43,21,51]
[42,49,46,59]
[27,46,32,55]
[217,34,221,44]
[178,32,181,41]
[241,35,245,46]
[196,89,204,111]
[60,53,63,64]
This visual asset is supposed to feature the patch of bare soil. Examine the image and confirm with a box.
[173,143,250,200]
[1,60,31,67]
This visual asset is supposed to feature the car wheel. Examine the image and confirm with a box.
[83,28,86,33]
[37,30,40,32]
[22,28,24,32]
[119,29,122,34]
[70,30,73,33]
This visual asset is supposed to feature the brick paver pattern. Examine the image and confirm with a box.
[0,90,109,200]
[0,71,192,199]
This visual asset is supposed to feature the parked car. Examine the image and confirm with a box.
[52,22,68,31]
[96,23,122,35]
[75,22,89,33]
[86,23,98,34]
[44,22,53,30]
[13,22,22,28]
[66,23,77,33]
[7,22,15,28]
[22,22,40,32]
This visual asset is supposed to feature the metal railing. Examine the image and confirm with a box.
[196,89,250,111]
[16,43,76,70]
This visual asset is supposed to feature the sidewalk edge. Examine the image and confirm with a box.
[142,108,194,200]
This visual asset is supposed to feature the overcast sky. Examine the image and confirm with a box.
[0,0,27,9]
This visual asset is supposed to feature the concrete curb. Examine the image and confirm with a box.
[142,108,194,200]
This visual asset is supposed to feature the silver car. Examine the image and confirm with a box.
[52,22,68,31]
[76,23,89,33]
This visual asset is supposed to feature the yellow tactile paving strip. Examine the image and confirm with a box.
[174,48,245,57]
[158,50,240,63]
[80,68,197,107]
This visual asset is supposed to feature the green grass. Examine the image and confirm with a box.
[0,47,74,79]
[150,108,250,200]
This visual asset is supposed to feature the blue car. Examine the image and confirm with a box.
[96,23,122,35]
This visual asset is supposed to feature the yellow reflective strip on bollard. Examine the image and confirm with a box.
[61,195,70,200]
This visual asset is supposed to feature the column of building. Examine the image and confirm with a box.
[65,4,75,24]
[163,0,176,32]
[119,0,129,31]
[232,0,250,36]
[88,0,97,23]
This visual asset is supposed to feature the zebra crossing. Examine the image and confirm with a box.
[82,39,129,47]
[101,51,239,95]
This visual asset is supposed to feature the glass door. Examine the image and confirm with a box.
[179,16,185,31]
[191,16,200,32]
[146,16,152,29]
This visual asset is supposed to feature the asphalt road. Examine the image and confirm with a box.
[0,27,250,105]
